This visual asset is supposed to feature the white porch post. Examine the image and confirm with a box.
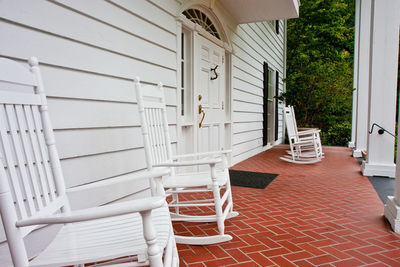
[383,0,400,232]
[386,123,400,232]
[361,0,399,177]
[348,0,360,149]
[352,0,372,158]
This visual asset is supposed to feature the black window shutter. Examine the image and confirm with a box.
[263,62,269,146]
[275,20,280,34]
[275,71,279,141]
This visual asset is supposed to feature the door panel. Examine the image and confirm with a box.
[196,35,225,154]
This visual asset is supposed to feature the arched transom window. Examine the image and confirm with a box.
[182,9,221,40]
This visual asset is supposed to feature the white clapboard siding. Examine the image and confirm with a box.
[0,0,287,221]
[230,18,285,164]
[47,99,176,129]
[237,24,282,69]
[148,0,181,16]
[0,21,176,87]
[55,125,177,159]
[233,130,263,145]
[250,23,284,60]
[233,122,263,134]
[62,148,147,188]
[233,87,263,104]
[67,171,151,210]
[230,26,281,71]
[0,0,176,70]
[233,138,263,157]
[232,64,263,89]
[40,65,177,105]
[233,112,263,123]
[0,0,181,217]
[54,0,176,50]
[231,45,263,76]
[233,100,263,113]
[110,0,177,34]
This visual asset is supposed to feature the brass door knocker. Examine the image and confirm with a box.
[210,65,218,80]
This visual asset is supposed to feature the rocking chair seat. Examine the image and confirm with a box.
[30,206,171,267]
[163,171,228,188]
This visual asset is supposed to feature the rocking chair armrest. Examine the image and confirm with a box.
[298,127,318,131]
[297,129,320,136]
[154,158,222,167]
[16,196,166,227]
[172,150,232,159]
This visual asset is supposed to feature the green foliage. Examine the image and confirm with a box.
[320,121,351,146]
[284,0,355,146]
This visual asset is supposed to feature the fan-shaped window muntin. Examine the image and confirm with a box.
[182,9,221,40]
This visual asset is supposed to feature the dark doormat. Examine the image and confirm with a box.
[229,169,278,189]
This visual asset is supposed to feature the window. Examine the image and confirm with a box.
[267,68,275,144]
[263,63,276,146]
[180,28,192,120]
[182,9,220,40]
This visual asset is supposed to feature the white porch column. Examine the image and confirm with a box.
[383,0,400,232]
[361,0,399,178]
[352,0,372,158]
[348,0,361,149]
[386,123,400,232]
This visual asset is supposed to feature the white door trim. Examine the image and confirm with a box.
[176,17,233,164]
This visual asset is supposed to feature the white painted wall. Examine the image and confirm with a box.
[0,0,286,208]
[0,0,286,262]
[0,0,179,209]
[230,21,286,164]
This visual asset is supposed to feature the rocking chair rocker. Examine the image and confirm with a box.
[135,78,238,245]
[0,57,178,266]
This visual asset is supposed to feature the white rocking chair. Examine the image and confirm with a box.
[289,105,323,159]
[280,106,322,164]
[0,57,178,266]
[135,78,238,245]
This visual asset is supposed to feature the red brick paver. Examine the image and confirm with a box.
[176,145,400,266]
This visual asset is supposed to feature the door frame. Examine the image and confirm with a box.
[176,14,233,164]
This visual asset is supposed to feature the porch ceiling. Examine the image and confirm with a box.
[219,0,300,23]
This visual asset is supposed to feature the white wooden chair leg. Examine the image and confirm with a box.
[172,189,179,214]
[210,164,224,235]
[140,210,163,267]
[172,238,179,266]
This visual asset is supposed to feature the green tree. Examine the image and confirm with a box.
[284,0,355,146]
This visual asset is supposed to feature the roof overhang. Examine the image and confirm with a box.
[219,0,300,24]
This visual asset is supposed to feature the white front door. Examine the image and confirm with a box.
[196,35,226,153]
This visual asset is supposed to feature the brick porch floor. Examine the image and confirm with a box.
[176,145,400,266]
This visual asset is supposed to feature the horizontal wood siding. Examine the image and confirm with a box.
[0,0,286,195]
[230,20,285,164]
[0,0,287,256]
[0,0,179,209]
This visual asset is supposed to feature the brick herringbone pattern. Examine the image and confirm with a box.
[176,145,400,266]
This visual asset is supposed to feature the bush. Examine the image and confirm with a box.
[320,121,351,146]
